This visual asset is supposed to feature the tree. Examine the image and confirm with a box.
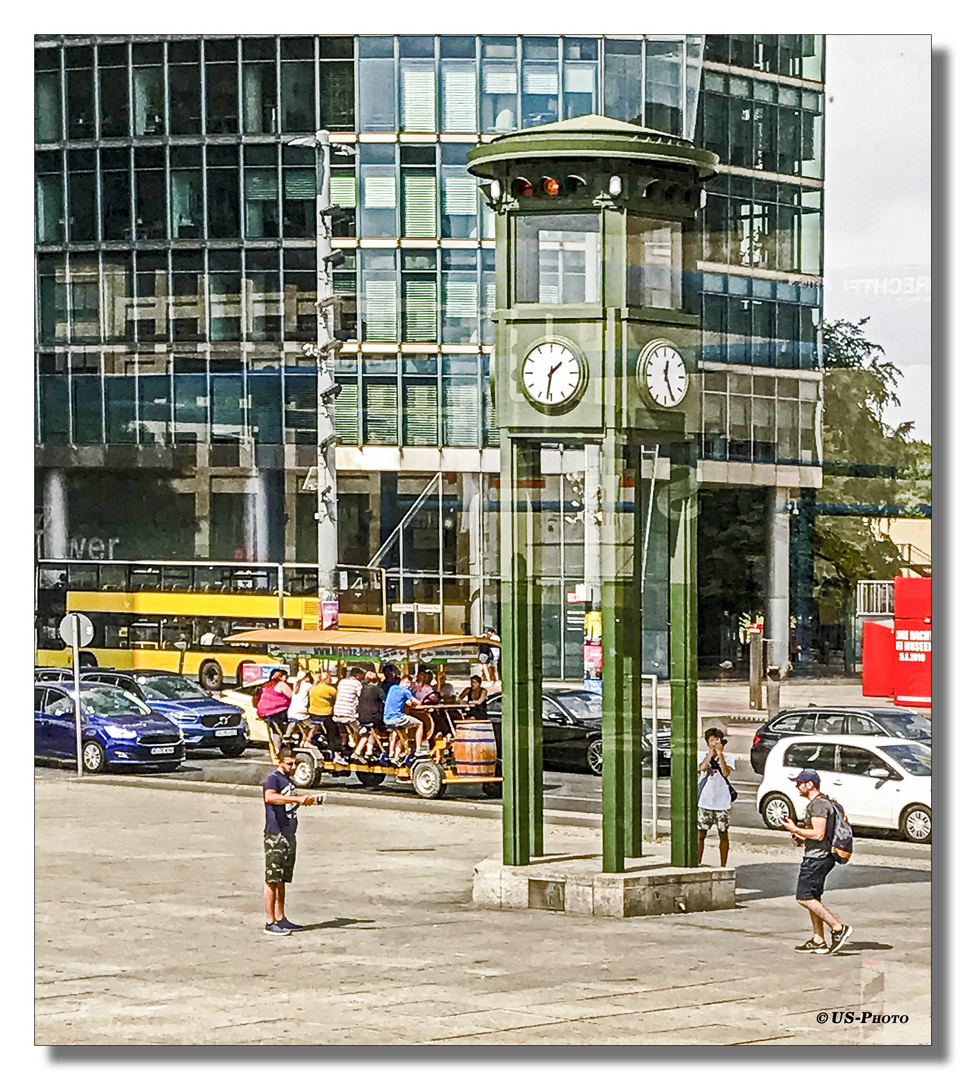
[814,318,930,622]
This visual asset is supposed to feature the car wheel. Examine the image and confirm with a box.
[899,804,931,843]
[357,771,386,789]
[411,759,446,799]
[219,739,247,758]
[586,738,603,776]
[81,740,106,773]
[760,793,794,830]
[293,754,319,788]
[198,661,223,692]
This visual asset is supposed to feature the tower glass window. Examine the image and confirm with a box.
[244,144,280,239]
[168,41,201,136]
[98,43,130,137]
[515,212,601,305]
[65,45,94,140]
[627,218,682,309]
[359,37,396,132]
[603,39,641,124]
[242,39,278,134]
[481,37,518,133]
[132,42,164,135]
[205,39,239,134]
[35,49,62,142]
[644,38,683,135]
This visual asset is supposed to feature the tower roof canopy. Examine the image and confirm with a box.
[468,114,719,180]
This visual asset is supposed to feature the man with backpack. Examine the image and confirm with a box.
[781,768,854,955]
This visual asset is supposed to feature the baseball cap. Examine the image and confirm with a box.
[791,768,820,785]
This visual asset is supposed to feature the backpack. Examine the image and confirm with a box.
[823,797,854,863]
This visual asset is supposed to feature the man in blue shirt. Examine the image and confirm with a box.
[382,674,426,765]
[262,745,320,936]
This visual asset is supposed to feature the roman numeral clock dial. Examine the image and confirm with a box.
[520,341,585,412]
[638,341,690,409]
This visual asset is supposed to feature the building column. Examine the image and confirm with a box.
[43,469,68,559]
[194,476,211,559]
[767,486,791,669]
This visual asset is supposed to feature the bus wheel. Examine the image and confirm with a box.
[198,661,223,692]
[293,754,319,788]
[79,651,98,669]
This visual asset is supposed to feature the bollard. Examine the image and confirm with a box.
[766,665,782,718]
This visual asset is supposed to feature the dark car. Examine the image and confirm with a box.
[486,688,671,776]
[35,680,185,773]
[69,668,249,756]
[749,706,931,774]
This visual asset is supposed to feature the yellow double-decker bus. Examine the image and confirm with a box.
[35,559,386,690]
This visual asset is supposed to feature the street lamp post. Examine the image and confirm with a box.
[289,130,351,628]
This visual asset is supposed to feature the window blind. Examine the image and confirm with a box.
[330,174,357,208]
[246,172,278,199]
[333,380,360,442]
[363,382,399,444]
[442,67,477,131]
[364,279,397,340]
[402,173,437,237]
[363,175,396,209]
[442,379,480,446]
[403,279,438,340]
[442,175,478,217]
[483,66,517,94]
[403,381,439,445]
[443,277,478,320]
[523,65,559,95]
[401,67,436,131]
[283,170,316,199]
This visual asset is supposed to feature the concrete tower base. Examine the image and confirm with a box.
[473,853,735,919]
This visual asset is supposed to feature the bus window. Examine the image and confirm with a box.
[130,566,162,591]
[99,564,127,590]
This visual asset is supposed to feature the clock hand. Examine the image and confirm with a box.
[547,362,562,393]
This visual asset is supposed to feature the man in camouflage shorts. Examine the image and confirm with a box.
[262,746,319,936]
[697,727,736,866]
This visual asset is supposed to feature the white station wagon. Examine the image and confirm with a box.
[756,734,931,843]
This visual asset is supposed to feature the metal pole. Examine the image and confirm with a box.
[72,614,83,777]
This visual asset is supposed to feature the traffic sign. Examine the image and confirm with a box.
[59,613,94,648]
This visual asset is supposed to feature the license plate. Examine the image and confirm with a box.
[215,728,237,737]
[151,746,175,755]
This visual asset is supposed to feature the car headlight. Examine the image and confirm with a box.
[104,724,137,739]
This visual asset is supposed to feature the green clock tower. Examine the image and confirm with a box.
[468,115,718,873]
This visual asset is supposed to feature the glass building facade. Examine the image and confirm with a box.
[34,34,825,676]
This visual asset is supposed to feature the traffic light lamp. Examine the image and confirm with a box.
[511,174,588,199]
[322,248,345,269]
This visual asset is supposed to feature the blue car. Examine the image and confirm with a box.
[74,669,249,756]
[35,680,186,772]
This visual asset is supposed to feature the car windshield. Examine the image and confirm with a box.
[79,686,152,717]
[877,711,931,742]
[139,674,205,700]
[880,743,931,777]
[551,692,602,720]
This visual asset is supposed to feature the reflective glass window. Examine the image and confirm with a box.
[37,256,67,343]
[245,249,282,342]
[282,143,315,238]
[98,43,129,137]
[133,59,164,135]
[36,152,64,243]
[603,39,641,124]
[645,39,682,135]
[400,60,437,132]
[205,43,239,134]
[65,46,94,139]
[248,370,283,444]
[627,218,681,309]
[135,253,168,342]
[100,147,131,241]
[209,249,242,342]
[244,144,279,239]
[40,374,70,444]
[441,60,477,132]
[133,146,166,240]
[360,250,398,341]
[320,60,354,129]
[170,146,203,239]
[168,42,202,135]
[171,249,205,342]
[360,145,397,237]
[102,254,133,343]
[481,59,517,133]
[138,371,172,444]
[206,145,240,239]
[402,250,437,342]
[359,57,396,131]
[283,248,316,342]
[35,67,62,142]
[329,164,357,237]
[72,374,103,444]
[281,59,315,131]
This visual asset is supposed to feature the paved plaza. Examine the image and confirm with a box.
[35,773,930,1046]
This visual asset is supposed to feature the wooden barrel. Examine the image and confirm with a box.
[453,720,497,777]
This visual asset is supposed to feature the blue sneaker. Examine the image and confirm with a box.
[263,922,291,936]
[378,753,393,766]
[276,918,303,931]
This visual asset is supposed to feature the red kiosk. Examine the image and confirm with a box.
[861,576,931,709]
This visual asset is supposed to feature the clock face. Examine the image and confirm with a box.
[521,341,584,410]
[639,342,689,408]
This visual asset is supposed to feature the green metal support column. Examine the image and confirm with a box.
[669,440,699,867]
[600,432,643,873]
[499,432,543,865]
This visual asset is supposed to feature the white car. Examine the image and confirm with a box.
[756,734,931,843]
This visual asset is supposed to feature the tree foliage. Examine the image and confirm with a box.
[814,318,930,619]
